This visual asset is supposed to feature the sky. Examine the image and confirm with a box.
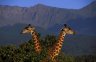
[0,0,95,9]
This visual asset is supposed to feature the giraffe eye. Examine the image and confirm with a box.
[26,28,29,30]
[24,28,28,30]
[61,29,64,31]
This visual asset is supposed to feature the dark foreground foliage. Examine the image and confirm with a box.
[0,34,96,62]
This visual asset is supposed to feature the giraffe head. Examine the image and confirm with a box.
[61,24,75,35]
[21,24,35,34]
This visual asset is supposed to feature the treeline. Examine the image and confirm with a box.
[0,34,96,62]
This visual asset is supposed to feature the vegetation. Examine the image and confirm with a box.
[0,34,96,62]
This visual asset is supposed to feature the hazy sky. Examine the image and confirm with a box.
[0,0,95,9]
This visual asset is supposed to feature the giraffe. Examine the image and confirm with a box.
[45,24,75,62]
[21,24,42,54]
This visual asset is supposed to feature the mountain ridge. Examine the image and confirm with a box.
[0,1,96,28]
[0,1,96,55]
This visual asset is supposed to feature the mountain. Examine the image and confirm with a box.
[81,1,96,12]
[0,2,96,34]
[63,35,96,55]
[0,1,96,55]
[0,4,76,28]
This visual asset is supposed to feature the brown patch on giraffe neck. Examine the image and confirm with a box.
[31,31,41,53]
[48,31,66,60]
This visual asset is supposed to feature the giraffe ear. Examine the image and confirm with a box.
[64,24,67,27]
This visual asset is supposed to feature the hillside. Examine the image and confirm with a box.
[0,1,96,55]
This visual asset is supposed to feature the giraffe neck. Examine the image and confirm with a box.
[31,31,41,54]
[49,31,66,60]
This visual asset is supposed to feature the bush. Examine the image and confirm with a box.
[0,34,96,62]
